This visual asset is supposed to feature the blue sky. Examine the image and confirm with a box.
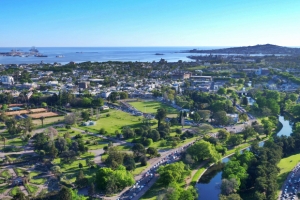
[0,0,300,47]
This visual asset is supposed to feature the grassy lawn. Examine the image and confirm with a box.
[14,168,26,177]
[0,170,12,179]
[191,166,207,185]
[277,154,300,192]
[10,186,21,196]
[6,138,26,146]
[29,171,40,178]
[56,157,97,183]
[101,154,109,162]
[128,101,178,114]
[79,110,146,134]
[186,65,206,71]
[25,184,39,195]
[32,116,65,127]
[30,178,46,185]
[132,163,148,176]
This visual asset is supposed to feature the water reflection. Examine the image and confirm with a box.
[196,115,292,200]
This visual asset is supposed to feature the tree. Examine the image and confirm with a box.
[81,110,90,121]
[219,193,242,200]
[65,113,77,125]
[46,126,58,140]
[187,140,221,163]
[227,135,243,146]
[88,183,95,197]
[55,137,68,153]
[198,110,211,121]
[92,97,104,107]
[119,92,128,99]
[41,102,47,107]
[220,178,239,195]
[155,108,167,128]
[58,187,72,200]
[150,129,160,142]
[51,166,61,177]
[12,191,28,200]
[79,163,83,169]
[218,130,230,142]
[109,92,118,103]
[40,116,45,127]
[95,166,134,193]
[147,147,158,158]
[75,170,89,188]
[132,143,146,157]
[123,154,136,171]
[213,111,228,125]
[239,113,248,122]
[242,126,256,142]
[144,138,153,146]
[1,136,6,148]
[1,104,8,111]
[192,112,201,123]
[217,88,227,96]
[242,96,248,106]
[158,162,189,185]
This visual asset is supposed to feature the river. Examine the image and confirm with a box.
[196,115,293,200]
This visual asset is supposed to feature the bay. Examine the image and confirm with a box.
[0,46,223,64]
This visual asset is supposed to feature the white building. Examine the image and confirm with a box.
[47,81,59,86]
[0,76,14,85]
[226,114,239,123]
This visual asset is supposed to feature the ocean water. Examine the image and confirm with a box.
[0,47,224,64]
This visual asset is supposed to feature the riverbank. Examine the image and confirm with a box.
[193,116,284,199]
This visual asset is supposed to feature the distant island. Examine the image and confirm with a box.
[185,44,300,55]
[154,53,164,55]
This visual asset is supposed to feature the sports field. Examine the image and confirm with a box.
[128,101,177,114]
[82,109,149,134]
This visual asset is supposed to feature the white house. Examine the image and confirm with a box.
[0,76,14,85]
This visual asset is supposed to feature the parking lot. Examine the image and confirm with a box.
[280,163,300,200]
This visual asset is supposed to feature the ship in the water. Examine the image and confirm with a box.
[29,46,39,53]
[35,54,48,57]
[56,55,64,58]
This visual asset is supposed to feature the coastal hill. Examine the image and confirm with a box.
[187,44,300,55]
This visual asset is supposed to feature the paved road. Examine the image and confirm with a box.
[100,140,196,200]
[279,163,300,200]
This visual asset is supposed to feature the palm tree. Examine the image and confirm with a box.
[1,136,6,148]
[40,116,45,127]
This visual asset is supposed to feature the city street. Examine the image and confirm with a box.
[279,163,300,200]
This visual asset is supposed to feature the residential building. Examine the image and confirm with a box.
[0,76,14,85]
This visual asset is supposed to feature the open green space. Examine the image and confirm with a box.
[0,170,12,179]
[54,154,97,184]
[132,163,148,176]
[128,101,178,114]
[29,171,40,178]
[33,116,65,127]
[30,177,46,185]
[191,166,207,185]
[10,186,21,196]
[79,110,147,134]
[25,184,39,195]
[14,168,25,177]
[186,65,206,71]
[277,153,300,192]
